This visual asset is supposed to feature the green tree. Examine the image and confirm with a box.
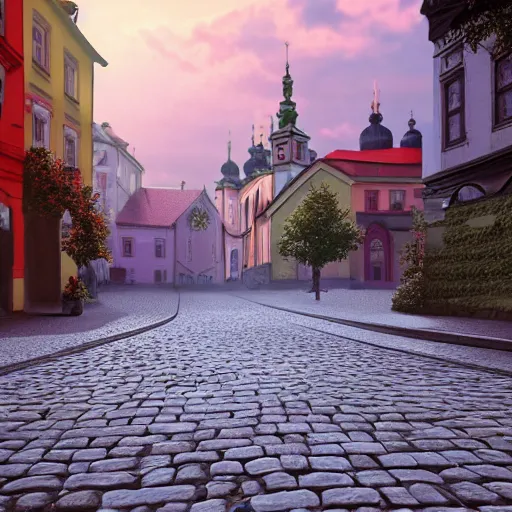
[448,0,512,55]
[391,207,427,313]
[278,182,364,301]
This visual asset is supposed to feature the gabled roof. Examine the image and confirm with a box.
[116,188,202,228]
[325,148,422,165]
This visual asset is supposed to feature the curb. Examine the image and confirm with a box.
[0,293,181,377]
[237,297,512,352]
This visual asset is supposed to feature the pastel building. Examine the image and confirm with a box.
[115,188,224,285]
[215,52,424,288]
[92,122,144,252]
[22,0,107,313]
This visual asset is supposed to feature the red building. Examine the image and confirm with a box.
[0,0,25,314]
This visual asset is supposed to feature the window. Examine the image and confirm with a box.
[390,190,405,211]
[32,103,51,149]
[154,270,162,283]
[64,52,78,99]
[244,198,249,230]
[163,270,167,283]
[0,65,5,118]
[295,142,304,160]
[365,190,379,212]
[155,238,165,258]
[495,54,512,126]
[122,237,134,257]
[440,47,465,148]
[456,185,485,203]
[443,72,466,147]
[130,173,136,194]
[64,126,78,167]
[228,199,234,225]
[254,189,260,216]
[32,13,50,73]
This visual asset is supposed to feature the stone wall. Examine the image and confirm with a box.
[242,263,271,289]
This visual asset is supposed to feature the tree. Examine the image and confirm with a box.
[391,207,427,313]
[63,186,112,269]
[278,182,364,301]
[448,0,512,55]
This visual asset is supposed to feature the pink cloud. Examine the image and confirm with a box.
[319,123,358,140]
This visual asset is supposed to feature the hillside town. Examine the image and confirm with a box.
[0,0,511,511]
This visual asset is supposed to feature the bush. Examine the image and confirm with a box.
[392,268,425,313]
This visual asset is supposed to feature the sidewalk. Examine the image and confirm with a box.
[235,287,512,350]
[0,284,179,370]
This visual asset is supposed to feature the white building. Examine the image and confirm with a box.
[92,122,144,254]
[421,0,512,221]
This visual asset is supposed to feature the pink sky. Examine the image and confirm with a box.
[79,0,433,194]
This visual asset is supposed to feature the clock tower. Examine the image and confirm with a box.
[271,43,312,197]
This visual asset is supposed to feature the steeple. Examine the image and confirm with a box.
[359,82,393,150]
[227,130,232,161]
[276,42,299,129]
[220,130,240,181]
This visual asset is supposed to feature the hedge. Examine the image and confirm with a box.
[423,191,512,314]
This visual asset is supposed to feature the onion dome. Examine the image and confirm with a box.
[359,82,393,151]
[244,142,271,178]
[221,137,240,180]
[359,111,393,151]
[400,115,423,149]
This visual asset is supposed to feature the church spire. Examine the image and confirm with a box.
[276,41,299,129]
[227,130,232,161]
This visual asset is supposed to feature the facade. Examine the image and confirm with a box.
[214,53,317,286]
[92,122,144,255]
[0,0,25,314]
[420,0,512,219]
[22,0,107,313]
[116,188,224,285]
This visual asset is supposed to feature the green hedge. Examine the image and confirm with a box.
[424,192,512,313]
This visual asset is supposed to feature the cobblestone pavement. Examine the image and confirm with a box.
[1,292,512,512]
[0,285,179,368]
[234,288,512,341]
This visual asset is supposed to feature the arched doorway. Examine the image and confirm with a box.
[364,223,392,282]
[0,200,13,315]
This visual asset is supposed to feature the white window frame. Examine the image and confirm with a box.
[32,103,51,149]
[155,238,165,258]
[0,65,5,117]
[122,237,134,257]
[64,125,78,168]
[32,12,50,73]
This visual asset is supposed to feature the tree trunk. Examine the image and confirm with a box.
[312,267,321,301]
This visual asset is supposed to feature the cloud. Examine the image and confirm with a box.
[319,123,359,140]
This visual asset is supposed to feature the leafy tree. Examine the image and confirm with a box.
[278,182,364,301]
[448,0,512,55]
[391,207,427,313]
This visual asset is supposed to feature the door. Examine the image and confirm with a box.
[370,238,385,281]
[0,202,13,314]
[230,249,239,280]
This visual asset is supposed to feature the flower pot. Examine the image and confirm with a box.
[63,299,84,316]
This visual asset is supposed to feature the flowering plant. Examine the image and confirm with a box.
[24,148,112,268]
[62,276,90,301]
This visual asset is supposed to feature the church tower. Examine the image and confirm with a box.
[270,42,312,198]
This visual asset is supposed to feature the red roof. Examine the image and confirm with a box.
[116,188,202,227]
[324,148,422,165]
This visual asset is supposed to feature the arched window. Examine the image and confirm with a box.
[455,185,485,203]
[245,198,250,230]
[254,189,260,217]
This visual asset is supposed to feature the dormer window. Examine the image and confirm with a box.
[295,142,304,160]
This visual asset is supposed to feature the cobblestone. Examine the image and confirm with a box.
[1,292,512,511]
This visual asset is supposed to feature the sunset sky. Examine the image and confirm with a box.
[78,0,434,193]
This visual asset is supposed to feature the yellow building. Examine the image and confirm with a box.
[23,0,107,313]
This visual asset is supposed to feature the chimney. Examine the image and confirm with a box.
[181,181,186,191]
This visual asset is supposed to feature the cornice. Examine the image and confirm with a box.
[0,39,23,71]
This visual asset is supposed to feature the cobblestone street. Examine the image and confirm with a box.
[1,292,512,512]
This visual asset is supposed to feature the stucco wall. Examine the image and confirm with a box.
[351,183,423,212]
[271,169,352,281]
[426,39,512,179]
[174,193,224,284]
[114,225,175,284]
